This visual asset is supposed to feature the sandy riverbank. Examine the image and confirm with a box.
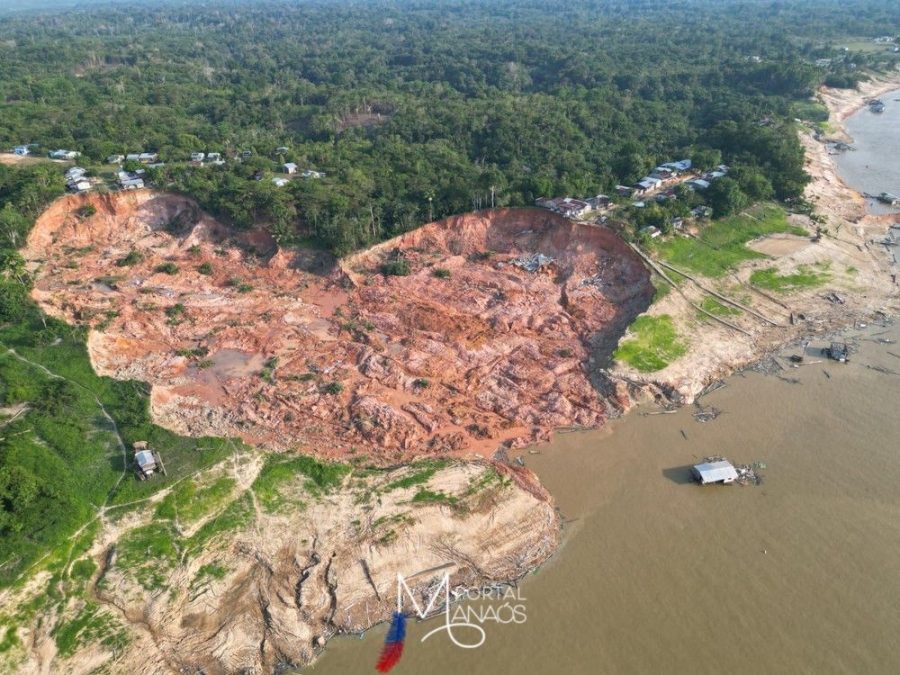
[818,71,900,131]
[609,71,900,403]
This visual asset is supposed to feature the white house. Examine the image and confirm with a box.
[127,152,159,164]
[301,169,325,179]
[50,149,81,160]
[65,167,87,182]
[283,163,298,175]
[634,177,662,194]
[191,152,206,162]
[13,145,30,156]
[272,177,290,187]
[692,460,739,485]
[107,154,125,164]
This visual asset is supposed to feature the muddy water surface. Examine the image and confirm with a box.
[835,88,900,214]
[310,324,900,674]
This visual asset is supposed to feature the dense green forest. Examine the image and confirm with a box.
[0,0,898,251]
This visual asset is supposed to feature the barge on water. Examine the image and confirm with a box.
[869,99,885,113]
[877,192,900,206]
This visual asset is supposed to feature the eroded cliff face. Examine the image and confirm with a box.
[9,456,559,675]
[24,192,653,462]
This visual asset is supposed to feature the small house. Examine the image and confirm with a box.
[272,177,289,187]
[191,152,206,162]
[107,154,125,164]
[587,194,612,209]
[634,177,662,194]
[650,167,677,181]
[687,178,710,191]
[615,185,634,198]
[50,149,80,160]
[639,225,661,238]
[301,169,324,179]
[691,205,713,219]
[241,150,253,158]
[133,441,165,480]
[206,152,222,162]
[65,167,87,181]
[692,460,739,485]
[275,146,290,155]
[283,162,298,175]
[70,180,91,193]
[117,171,145,190]
[13,145,30,156]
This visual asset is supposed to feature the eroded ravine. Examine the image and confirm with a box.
[23,191,653,462]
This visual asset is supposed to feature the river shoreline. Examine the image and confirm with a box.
[607,70,900,406]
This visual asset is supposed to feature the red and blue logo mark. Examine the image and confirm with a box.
[375,611,407,672]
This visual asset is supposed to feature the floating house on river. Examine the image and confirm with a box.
[692,460,739,485]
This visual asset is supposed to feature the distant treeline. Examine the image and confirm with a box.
[0,0,899,252]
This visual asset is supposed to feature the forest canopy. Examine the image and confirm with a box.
[0,0,899,252]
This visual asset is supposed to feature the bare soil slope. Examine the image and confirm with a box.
[24,193,652,461]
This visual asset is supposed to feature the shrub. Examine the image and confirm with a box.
[381,260,410,276]
[197,262,213,275]
[116,250,142,267]
[432,267,451,279]
[75,204,96,219]
[320,381,343,395]
[154,262,179,275]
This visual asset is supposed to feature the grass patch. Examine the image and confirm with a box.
[193,562,228,583]
[411,488,459,508]
[186,493,254,552]
[700,297,741,317]
[613,315,687,372]
[652,204,805,277]
[115,523,181,590]
[252,456,350,511]
[51,602,128,657]
[651,276,671,303]
[154,477,236,524]
[749,266,830,292]
[385,459,449,491]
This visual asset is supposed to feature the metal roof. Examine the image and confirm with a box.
[135,450,156,468]
[692,460,738,484]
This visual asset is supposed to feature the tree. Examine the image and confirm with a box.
[706,177,749,217]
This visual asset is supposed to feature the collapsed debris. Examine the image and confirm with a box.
[510,253,555,272]
[823,342,850,363]
[692,403,722,423]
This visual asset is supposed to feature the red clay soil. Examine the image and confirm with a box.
[23,191,652,462]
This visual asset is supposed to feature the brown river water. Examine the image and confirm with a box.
[308,113,900,674]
